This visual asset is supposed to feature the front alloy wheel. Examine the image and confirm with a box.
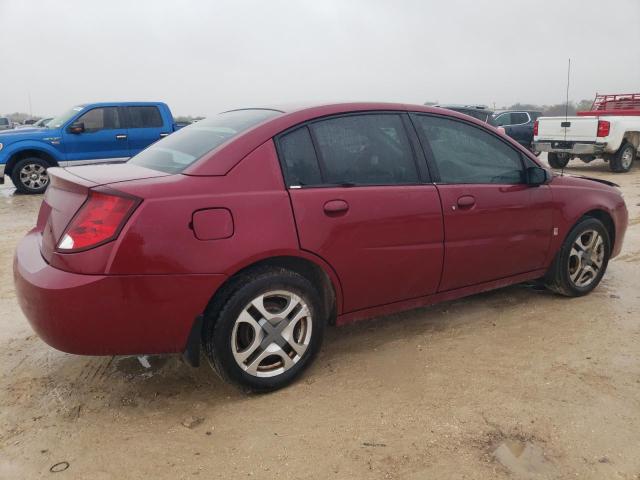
[11,157,50,194]
[568,229,605,288]
[545,217,610,296]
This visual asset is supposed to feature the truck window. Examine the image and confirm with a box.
[76,107,121,132]
[127,106,163,128]
[129,109,281,174]
[510,112,529,124]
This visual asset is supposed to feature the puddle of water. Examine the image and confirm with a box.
[493,439,555,478]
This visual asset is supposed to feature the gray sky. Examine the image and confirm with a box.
[1,0,639,117]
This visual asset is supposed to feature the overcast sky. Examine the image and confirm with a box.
[1,0,639,117]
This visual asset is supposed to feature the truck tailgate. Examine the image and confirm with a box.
[537,116,598,141]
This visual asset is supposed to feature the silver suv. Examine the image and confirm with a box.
[0,117,12,130]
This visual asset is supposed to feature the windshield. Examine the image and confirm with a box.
[47,106,84,129]
[129,109,282,174]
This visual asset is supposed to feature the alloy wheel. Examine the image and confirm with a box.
[231,290,313,378]
[568,229,605,288]
[621,147,634,170]
[19,163,49,190]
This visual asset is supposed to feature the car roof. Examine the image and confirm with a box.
[76,102,169,108]
[184,102,526,176]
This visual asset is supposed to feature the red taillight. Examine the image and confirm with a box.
[597,120,610,137]
[533,120,538,136]
[57,190,139,252]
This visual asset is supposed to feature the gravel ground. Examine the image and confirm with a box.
[1,155,639,479]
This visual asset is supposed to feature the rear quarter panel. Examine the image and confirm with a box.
[108,141,302,275]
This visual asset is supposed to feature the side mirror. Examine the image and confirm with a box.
[526,166,550,186]
[69,122,85,134]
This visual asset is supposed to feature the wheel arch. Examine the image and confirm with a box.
[205,253,343,328]
[581,209,616,253]
[6,148,59,177]
[621,132,640,151]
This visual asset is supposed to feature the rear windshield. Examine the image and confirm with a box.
[128,109,282,174]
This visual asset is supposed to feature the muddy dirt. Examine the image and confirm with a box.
[1,156,639,479]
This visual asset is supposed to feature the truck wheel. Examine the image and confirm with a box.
[547,152,570,169]
[203,267,326,392]
[545,217,610,297]
[11,157,50,194]
[609,142,635,173]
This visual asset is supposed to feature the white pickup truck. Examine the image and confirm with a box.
[533,93,640,172]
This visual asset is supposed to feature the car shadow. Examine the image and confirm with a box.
[29,281,556,414]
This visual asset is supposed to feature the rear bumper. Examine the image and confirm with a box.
[13,231,226,355]
[534,141,606,155]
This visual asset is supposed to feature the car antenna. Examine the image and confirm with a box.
[561,57,571,177]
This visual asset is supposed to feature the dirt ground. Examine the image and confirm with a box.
[1,155,639,479]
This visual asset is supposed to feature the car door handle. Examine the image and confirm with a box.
[323,200,349,215]
[115,134,127,140]
[456,195,476,208]
[159,133,169,138]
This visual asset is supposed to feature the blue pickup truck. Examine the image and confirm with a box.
[0,102,179,193]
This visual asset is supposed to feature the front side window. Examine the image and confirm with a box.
[127,106,163,128]
[76,107,121,132]
[413,115,523,184]
[309,114,418,185]
[129,109,281,174]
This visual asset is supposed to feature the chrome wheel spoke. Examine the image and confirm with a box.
[245,343,293,376]
[231,311,265,364]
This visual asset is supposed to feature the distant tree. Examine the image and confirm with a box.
[174,115,205,124]
[502,99,592,116]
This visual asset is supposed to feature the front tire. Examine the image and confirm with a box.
[547,152,570,169]
[203,268,326,392]
[545,217,610,297]
[609,142,635,173]
[11,157,50,194]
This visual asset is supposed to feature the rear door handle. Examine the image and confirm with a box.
[323,199,349,215]
[456,195,476,208]
[115,134,127,140]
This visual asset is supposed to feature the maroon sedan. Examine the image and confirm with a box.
[14,103,628,391]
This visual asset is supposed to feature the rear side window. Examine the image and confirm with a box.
[76,107,121,132]
[129,109,281,173]
[510,112,529,124]
[413,115,523,184]
[493,113,511,126]
[127,106,163,128]
[278,127,322,186]
[309,114,418,185]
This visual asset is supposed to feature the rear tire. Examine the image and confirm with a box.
[609,142,635,173]
[547,152,570,169]
[545,217,610,297]
[11,157,50,194]
[203,267,326,392]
